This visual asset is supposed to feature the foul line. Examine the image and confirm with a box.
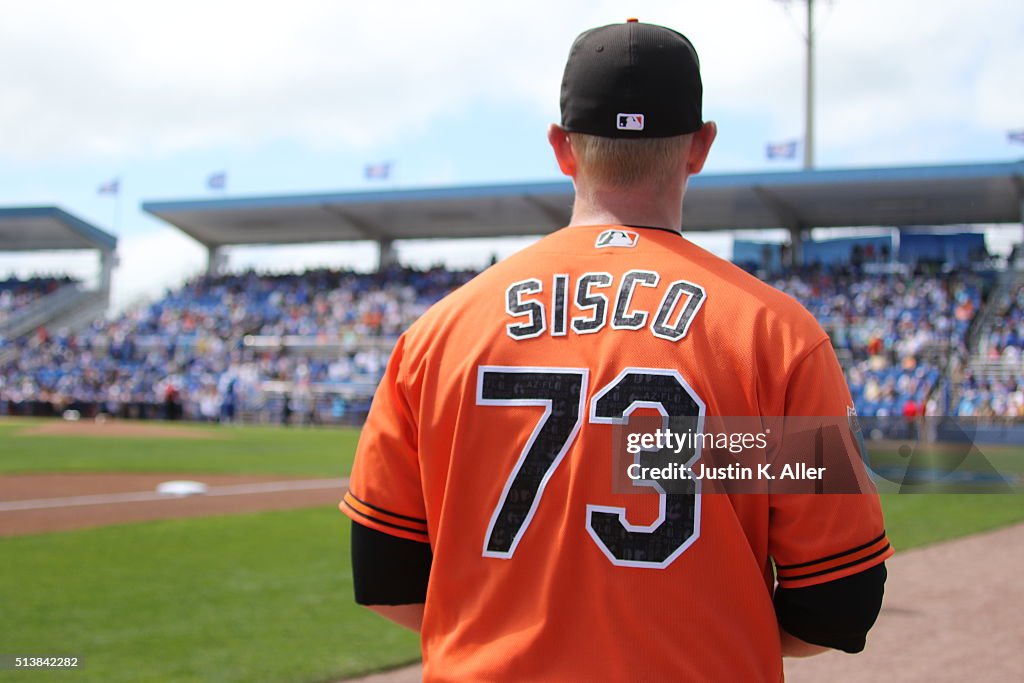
[0,478,349,512]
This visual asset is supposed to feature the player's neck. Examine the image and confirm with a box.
[568,184,685,233]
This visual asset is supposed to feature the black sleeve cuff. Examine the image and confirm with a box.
[775,562,887,653]
[351,519,432,605]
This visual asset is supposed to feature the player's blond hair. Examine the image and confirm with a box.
[569,132,691,189]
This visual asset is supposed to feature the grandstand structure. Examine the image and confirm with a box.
[144,160,1023,272]
[0,207,117,351]
[2,161,1023,436]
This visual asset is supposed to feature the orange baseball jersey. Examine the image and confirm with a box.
[341,225,893,681]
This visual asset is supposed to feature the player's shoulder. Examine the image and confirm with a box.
[680,242,826,339]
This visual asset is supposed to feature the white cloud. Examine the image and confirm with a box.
[0,0,588,160]
[812,0,1024,160]
[111,228,205,310]
[2,0,1019,164]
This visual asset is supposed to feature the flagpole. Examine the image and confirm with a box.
[803,0,815,170]
[114,180,122,233]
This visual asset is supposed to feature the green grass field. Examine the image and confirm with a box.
[0,419,359,477]
[0,508,420,683]
[1,418,1023,682]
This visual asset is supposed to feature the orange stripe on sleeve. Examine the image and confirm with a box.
[776,533,893,588]
[340,492,429,543]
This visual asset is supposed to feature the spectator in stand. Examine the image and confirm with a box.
[219,376,237,423]
[198,385,220,422]
[163,381,182,421]
[867,334,884,357]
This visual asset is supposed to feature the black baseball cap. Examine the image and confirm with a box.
[560,19,703,138]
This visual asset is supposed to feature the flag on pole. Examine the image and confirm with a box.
[207,171,227,190]
[1008,129,1024,144]
[97,178,120,195]
[766,140,798,160]
[364,162,392,180]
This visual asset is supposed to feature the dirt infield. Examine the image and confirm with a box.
[786,521,1024,682]
[0,473,347,536]
[341,522,1024,683]
[18,420,226,439]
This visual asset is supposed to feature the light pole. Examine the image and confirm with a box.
[777,0,818,170]
[776,0,820,267]
[803,0,815,170]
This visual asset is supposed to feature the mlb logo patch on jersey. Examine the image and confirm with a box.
[595,229,639,249]
[616,113,644,131]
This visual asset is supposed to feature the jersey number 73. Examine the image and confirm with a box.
[476,366,705,569]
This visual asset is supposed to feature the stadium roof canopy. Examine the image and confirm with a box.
[142,160,1024,249]
[0,206,117,252]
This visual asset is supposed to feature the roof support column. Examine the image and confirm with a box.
[98,248,116,294]
[787,226,806,268]
[377,239,398,271]
[1017,197,1024,268]
[207,246,226,277]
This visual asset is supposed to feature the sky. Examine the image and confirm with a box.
[0,0,1022,309]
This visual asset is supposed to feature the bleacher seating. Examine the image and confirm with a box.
[949,273,1024,417]
[0,276,77,332]
[978,281,1024,362]
[765,266,985,418]
[953,372,1024,418]
[0,266,475,423]
[0,262,1007,425]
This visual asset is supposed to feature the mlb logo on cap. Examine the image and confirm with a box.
[616,113,645,131]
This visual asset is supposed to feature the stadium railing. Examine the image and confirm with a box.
[0,283,93,340]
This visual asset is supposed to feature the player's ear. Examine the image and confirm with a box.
[685,121,717,176]
[548,124,577,178]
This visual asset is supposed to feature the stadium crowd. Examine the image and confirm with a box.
[0,266,474,423]
[767,267,984,418]
[0,260,1005,424]
[947,280,1024,418]
[980,282,1024,362]
[953,373,1024,418]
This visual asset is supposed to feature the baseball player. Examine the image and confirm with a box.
[341,19,891,681]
